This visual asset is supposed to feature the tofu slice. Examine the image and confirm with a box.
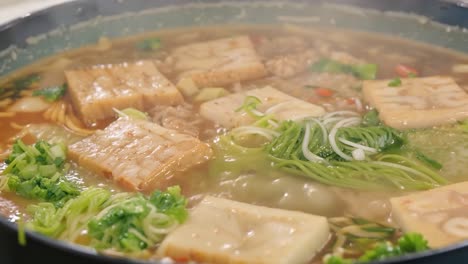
[158,196,330,264]
[171,35,267,87]
[68,118,212,191]
[363,76,468,129]
[65,60,183,125]
[200,86,325,128]
[391,181,468,248]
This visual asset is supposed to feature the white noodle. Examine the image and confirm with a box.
[328,117,361,161]
[305,118,328,143]
[232,126,280,141]
[354,98,363,112]
[302,122,325,162]
[322,110,360,120]
[267,119,279,128]
[250,109,265,117]
[265,101,292,114]
[338,138,378,153]
[371,161,432,180]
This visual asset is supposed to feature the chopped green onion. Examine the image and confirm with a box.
[114,108,148,121]
[136,37,162,51]
[235,96,262,112]
[388,78,402,87]
[14,73,40,89]
[415,151,443,170]
[193,87,229,102]
[32,84,67,102]
[17,218,27,246]
[362,109,381,127]
[408,72,418,78]
[310,59,377,80]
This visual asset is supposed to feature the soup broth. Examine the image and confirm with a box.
[1,25,468,264]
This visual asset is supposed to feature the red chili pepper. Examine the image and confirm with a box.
[346,98,355,105]
[395,64,418,77]
[315,88,334,97]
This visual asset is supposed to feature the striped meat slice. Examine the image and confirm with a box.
[65,60,183,126]
[171,35,267,87]
[68,118,212,191]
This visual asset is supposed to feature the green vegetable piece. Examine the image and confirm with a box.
[14,73,40,89]
[388,78,402,87]
[150,185,188,223]
[324,233,429,264]
[310,59,377,80]
[362,109,381,127]
[235,95,263,118]
[114,107,148,121]
[352,64,378,80]
[87,186,188,252]
[265,120,446,190]
[398,233,429,253]
[136,37,162,51]
[0,73,41,101]
[193,87,229,102]
[2,140,79,204]
[359,242,402,261]
[408,72,418,78]
[32,84,67,102]
[415,151,443,170]
[325,256,353,264]
[17,219,27,247]
[27,188,111,237]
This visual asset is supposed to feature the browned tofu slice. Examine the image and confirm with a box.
[65,60,183,126]
[391,181,468,248]
[171,35,267,87]
[158,196,330,264]
[363,76,468,129]
[68,118,212,191]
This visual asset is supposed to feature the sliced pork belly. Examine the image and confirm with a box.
[363,76,468,129]
[65,60,183,126]
[171,35,267,87]
[68,118,212,191]
[158,196,330,264]
[200,86,325,128]
[391,181,468,248]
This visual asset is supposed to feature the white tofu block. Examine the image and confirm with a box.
[200,86,325,128]
[158,196,330,264]
[68,118,212,191]
[171,35,267,87]
[363,76,468,129]
[391,181,468,248]
[65,60,183,125]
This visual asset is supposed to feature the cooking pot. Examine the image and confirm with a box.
[1,1,468,263]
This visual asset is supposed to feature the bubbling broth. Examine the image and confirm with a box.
[1,25,468,264]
